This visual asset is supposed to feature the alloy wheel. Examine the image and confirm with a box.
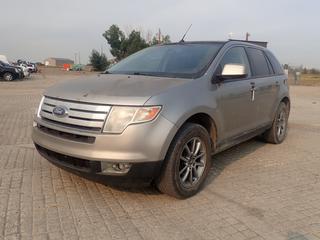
[276,109,287,140]
[179,137,206,188]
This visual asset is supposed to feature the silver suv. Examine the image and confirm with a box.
[32,41,290,198]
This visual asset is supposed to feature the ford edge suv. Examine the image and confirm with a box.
[32,40,290,198]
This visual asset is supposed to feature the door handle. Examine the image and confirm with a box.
[250,84,255,102]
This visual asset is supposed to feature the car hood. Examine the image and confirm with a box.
[5,66,16,71]
[44,74,192,105]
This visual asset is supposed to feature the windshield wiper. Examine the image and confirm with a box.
[133,72,145,75]
[132,72,159,76]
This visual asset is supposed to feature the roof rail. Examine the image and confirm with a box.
[229,39,268,48]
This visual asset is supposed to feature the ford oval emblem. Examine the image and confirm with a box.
[53,105,68,118]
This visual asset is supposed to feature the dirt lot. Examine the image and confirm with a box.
[0,71,320,240]
[288,73,320,86]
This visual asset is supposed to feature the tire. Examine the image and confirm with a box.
[262,102,289,144]
[156,123,212,199]
[3,72,14,81]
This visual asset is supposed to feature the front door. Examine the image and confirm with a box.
[214,46,257,142]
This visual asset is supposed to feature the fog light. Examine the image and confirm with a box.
[101,162,132,175]
[113,163,131,171]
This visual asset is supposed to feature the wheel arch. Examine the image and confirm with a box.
[179,112,218,151]
[281,96,291,113]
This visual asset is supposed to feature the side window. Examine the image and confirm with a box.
[217,47,251,76]
[246,48,271,77]
[265,51,284,75]
[264,54,275,74]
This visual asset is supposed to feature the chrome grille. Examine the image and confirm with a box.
[40,97,110,132]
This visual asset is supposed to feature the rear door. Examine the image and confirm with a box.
[245,48,280,126]
[214,46,257,141]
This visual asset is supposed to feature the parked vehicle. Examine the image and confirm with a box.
[0,61,23,81]
[19,64,31,77]
[17,60,38,73]
[27,63,38,73]
[32,40,290,198]
[12,63,30,78]
[70,64,84,71]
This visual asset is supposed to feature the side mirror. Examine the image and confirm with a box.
[215,64,247,82]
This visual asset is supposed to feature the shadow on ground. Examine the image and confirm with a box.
[205,138,266,186]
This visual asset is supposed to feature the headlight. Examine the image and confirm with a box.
[15,68,19,73]
[36,96,45,118]
[103,106,161,133]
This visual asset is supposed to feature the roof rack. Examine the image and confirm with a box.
[229,39,268,48]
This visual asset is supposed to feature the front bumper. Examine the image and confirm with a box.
[35,144,162,185]
[32,114,177,181]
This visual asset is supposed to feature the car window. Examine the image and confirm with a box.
[108,43,224,78]
[217,47,251,76]
[264,55,275,74]
[265,51,284,75]
[246,48,271,76]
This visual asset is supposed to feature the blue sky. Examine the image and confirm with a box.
[0,0,319,68]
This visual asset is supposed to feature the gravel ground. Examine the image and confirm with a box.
[0,73,319,240]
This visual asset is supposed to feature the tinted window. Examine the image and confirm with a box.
[246,48,271,76]
[217,47,251,76]
[108,43,223,78]
[265,51,284,75]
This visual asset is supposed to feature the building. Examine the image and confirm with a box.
[44,58,74,67]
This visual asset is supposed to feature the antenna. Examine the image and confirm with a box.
[180,24,192,42]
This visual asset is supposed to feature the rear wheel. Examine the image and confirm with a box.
[262,102,289,144]
[3,73,14,81]
[156,123,212,198]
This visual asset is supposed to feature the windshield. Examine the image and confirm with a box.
[107,43,223,78]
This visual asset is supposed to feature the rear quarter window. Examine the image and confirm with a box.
[265,51,284,75]
[246,48,271,77]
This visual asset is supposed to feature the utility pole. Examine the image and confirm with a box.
[78,52,81,64]
[246,32,250,41]
[158,28,161,43]
[74,53,77,64]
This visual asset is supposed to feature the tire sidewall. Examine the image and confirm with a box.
[170,124,212,198]
[273,103,288,143]
[4,73,13,81]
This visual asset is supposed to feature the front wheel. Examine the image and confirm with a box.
[156,123,212,198]
[262,102,289,144]
[3,73,14,81]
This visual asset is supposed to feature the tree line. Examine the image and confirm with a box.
[90,24,170,71]
[284,64,320,75]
